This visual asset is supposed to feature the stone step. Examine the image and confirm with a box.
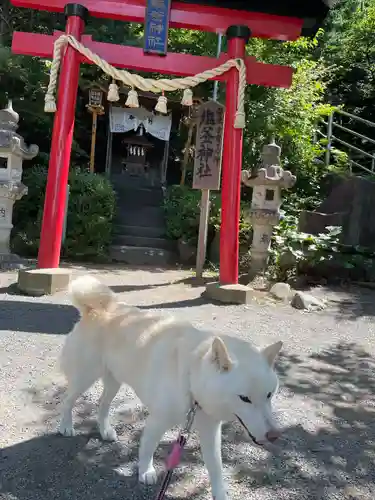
[110,245,175,266]
[115,206,166,227]
[110,174,163,191]
[114,187,164,208]
[112,234,175,251]
[113,224,167,239]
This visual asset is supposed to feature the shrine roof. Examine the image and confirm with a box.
[177,0,337,36]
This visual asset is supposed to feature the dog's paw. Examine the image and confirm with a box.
[213,493,229,500]
[58,423,75,437]
[100,426,118,442]
[139,466,158,485]
[212,486,229,500]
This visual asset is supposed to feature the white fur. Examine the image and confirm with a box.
[59,275,283,500]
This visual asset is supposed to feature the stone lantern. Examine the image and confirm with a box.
[0,100,38,267]
[241,141,296,274]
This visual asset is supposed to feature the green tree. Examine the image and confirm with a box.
[241,33,332,203]
[322,0,375,122]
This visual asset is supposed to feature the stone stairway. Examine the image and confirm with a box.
[110,178,176,266]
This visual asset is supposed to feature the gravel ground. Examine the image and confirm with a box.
[1,264,375,500]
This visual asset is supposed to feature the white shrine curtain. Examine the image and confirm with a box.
[109,106,172,141]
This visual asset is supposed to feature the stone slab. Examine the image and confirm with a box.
[0,253,31,270]
[17,267,72,296]
[204,282,254,304]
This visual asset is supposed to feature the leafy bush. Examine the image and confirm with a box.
[163,185,221,245]
[164,185,253,267]
[12,165,116,261]
[268,214,375,282]
[269,214,340,279]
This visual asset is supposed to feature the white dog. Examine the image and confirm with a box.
[58,275,283,500]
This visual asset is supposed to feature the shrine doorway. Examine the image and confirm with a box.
[110,126,161,188]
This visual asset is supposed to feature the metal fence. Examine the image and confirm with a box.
[315,109,375,175]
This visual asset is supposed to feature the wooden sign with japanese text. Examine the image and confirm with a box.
[144,0,172,56]
[193,100,225,190]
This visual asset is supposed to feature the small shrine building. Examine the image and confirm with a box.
[90,88,184,188]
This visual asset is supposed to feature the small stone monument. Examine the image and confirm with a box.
[0,100,38,268]
[241,141,296,275]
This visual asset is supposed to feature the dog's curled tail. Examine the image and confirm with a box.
[69,275,118,321]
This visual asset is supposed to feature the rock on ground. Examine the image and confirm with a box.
[291,291,326,311]
[270,283,292,301]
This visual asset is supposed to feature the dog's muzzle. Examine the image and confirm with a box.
[235,415,281,446]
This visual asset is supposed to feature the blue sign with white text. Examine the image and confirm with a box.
[144,0,172,56]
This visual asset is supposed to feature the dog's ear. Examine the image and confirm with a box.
[211,337,233,372]
[261,341,283,367]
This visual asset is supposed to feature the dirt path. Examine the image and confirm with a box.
[1,265,374,500]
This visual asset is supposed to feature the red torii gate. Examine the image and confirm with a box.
[11,0,310,284]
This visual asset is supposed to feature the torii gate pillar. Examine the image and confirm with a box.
[220,25,250,285]
[38,3,88,269]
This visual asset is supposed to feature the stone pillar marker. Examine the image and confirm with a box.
[241,141,296,278]
[0,100,38,268]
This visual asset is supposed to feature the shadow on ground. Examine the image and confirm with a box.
[139,296,209,310]
[0,300,78,335]
[327,284,375,320]
[301,283,375,321]
[1,342,374,499]
[0,293,211,336]
[0,384,207,500]
[110,276,215,294]
[0,344,375,500]
[225,341,375,498]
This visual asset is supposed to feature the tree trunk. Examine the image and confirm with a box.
[0,0,10,46]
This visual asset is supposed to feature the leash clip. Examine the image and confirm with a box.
[182,401,199,435]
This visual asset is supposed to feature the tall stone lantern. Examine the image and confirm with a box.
[0,100,38,267]
[241,141,296,275]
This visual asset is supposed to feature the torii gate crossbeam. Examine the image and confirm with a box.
[11,0,304,40]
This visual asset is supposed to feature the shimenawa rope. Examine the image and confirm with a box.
[44,34,247,128]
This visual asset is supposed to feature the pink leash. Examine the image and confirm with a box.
[154,402,198,500]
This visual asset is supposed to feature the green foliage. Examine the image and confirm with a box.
[322,1,375,122]
[243,56,333,199]
[269,214,375,282]
[163,186,252,266]
[163,185,221,245]
[327,147,351,175]
[269,215,342,280]
[12,166,116,261]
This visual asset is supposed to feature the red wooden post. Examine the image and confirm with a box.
[37,3,88,268]
[220,25,251,285]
